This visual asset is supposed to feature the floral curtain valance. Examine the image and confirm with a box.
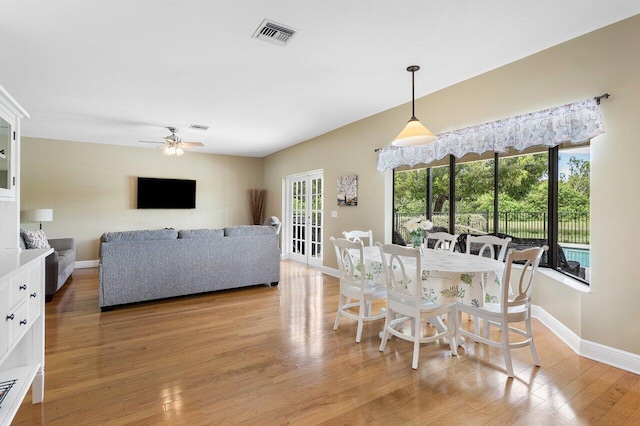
[377,98,604,172]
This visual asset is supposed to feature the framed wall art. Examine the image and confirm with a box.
[337,174,357,206]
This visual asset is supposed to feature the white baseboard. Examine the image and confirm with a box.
[533,305,640,375]
[320,266,339,278]
[75,260,99,268]
[580,339,640,375]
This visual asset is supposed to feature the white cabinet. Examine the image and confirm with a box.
[0,86,27,202]
[0,250,50,426]
[0,84,42,425]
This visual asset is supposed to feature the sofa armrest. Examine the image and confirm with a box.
[45,251,59,300]
[49,238,75,252]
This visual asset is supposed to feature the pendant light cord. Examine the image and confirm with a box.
[406,65,420,120]
[411,69,415,119]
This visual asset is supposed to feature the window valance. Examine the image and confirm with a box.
[377,98,604,172]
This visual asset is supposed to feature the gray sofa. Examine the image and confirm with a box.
[20,232,76,302]
[98,224,280,310]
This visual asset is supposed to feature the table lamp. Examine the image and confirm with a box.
[26,209,53,230]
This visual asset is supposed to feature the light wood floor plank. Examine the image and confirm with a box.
[11,261,640,425]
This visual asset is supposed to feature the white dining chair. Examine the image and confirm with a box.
[377,243,458,369]
[330,237,386,343]
[466,234,512,261]
[465,234,512,334]
[456,246,547,377]
[425,231,459,252]
[342,230,374,247]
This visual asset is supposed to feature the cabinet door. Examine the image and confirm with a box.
[0,112,15,200]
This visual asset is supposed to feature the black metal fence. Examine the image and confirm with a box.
[395,211,590,244]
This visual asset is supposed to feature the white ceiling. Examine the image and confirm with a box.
[1,1,638,157]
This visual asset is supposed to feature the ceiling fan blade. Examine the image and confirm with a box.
[180,142,205,148]
[139,140,164,144]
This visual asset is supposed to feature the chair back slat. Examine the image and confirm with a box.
[425,232,459,252]
[467,234,512,261]
[502,246,547,310]
[331,237,365,288]
[378,243,422,308]
[342,230,374,247]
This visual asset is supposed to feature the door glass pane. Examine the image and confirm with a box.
[558,145,590,282]
[310,177,323,260]
[0,117,10,190]
[292,180,306,255]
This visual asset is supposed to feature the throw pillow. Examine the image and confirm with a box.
[21,229,51,249]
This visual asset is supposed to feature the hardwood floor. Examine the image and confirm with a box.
[12,261,640,425]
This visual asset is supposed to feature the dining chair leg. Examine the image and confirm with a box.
[483,320,491,339]
[355,300,366,343]
[526,317,540,366]
[447,310,458,356]
[501,324,514,377]
[333,295,343,331]
[379,313,391,351]
[412,316,420,370]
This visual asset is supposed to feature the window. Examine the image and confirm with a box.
[392,143,591,284]
[557,145,590,281]
[455,156,495,235]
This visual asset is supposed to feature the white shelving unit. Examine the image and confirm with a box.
[0,365,39,425]
[0,83,50,426]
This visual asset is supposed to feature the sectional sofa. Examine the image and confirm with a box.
[98,224,280,310]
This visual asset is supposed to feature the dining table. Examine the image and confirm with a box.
[360,245,505,306]
[356,245,506,339]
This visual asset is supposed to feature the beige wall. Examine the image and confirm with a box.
[21,138,263,260]
[263,15,640,354]
[18,15,640,354]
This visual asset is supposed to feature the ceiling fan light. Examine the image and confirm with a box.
[176,147,184,156]
[392,118,437,147]
[163,146,172,155]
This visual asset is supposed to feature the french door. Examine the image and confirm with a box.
[286,170,323,267]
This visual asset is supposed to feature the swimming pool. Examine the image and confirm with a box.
[563,247,590,268]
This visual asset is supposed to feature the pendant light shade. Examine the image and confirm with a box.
[392,65,437,147]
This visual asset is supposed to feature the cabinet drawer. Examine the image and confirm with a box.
[9,269,31,309]
[6,301,29,346]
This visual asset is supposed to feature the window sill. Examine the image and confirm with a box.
[512,264,591,293]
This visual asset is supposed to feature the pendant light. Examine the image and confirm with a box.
[391,65,437,147]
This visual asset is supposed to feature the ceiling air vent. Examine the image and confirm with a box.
[189,124,209,131]
[252,19,297,46]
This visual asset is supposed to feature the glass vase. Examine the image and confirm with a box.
[411,234,422,249]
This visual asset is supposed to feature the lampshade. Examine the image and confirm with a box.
[391,65,438,147]
[26,209,53,223]
[392,118,437,147]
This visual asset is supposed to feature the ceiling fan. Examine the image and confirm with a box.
[139,127,204,156]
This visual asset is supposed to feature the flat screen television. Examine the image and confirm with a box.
[137,177,196,209]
